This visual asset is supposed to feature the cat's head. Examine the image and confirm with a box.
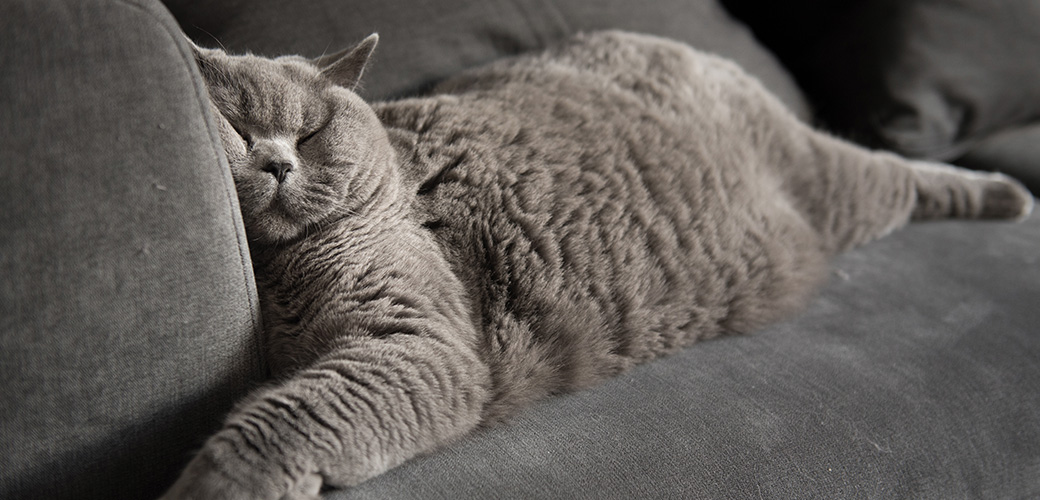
[191,35,397,244]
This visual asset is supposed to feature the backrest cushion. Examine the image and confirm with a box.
[725,0,1040,160]
[162,0,810,119]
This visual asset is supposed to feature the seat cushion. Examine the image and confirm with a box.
[335,211,1040,499]
[161,0,810,119]
[0,0,263,498]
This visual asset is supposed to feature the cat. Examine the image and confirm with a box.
[164,31,1033,499]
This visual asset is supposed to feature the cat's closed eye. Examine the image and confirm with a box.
[230,122,254,148]
[297,127,322,147]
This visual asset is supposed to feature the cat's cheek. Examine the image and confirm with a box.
[212,111,249,159]
[234,167,281,199]
[231,178,283,241]
[227,141,248,161]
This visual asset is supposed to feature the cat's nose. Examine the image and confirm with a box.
[263,160,294,183]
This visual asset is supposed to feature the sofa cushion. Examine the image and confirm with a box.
[0,0,263,498]
[161,0,810,119]
[955,125,1040,195]
[335,211,1040,499]
[724,0,1040,163]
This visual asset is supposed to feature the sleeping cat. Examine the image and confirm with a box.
[164,31,1032,499]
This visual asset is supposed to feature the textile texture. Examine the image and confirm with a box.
[957,125,1040,195]
[162,0,810,119]
[722,0,1040,192]
[338,212,1040,499]
[0,0,263,498]
[2,0,1037,498]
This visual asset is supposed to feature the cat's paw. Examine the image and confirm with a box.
[160,443,322,500]
[981,173,1034,220]
[281,472,323,500]
[909,161,1035,220]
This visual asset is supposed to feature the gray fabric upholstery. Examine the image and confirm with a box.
[3,0,1037,498]
[339,212,1040,499]
[810,0,1040,159]
[162,0,810,120]
[722,0,1040,188]
[957,124,1040,195]
[0,0,263,498]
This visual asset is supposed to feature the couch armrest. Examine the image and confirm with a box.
[0,0,263,498]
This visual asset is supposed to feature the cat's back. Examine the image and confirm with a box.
[432,31,782,131]
[383,31,802,226]
[375,31,828,415]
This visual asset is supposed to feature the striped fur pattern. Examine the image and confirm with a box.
[164,31,1033,499]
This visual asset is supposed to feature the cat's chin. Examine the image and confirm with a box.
[239,187,338,245]
[244,211,310,245]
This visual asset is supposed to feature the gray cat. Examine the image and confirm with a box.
[164,31,1033,499]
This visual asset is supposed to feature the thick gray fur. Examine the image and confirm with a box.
[164,31,1033,499]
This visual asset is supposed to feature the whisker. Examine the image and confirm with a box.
[192,24,228,52]
[317,41,334,62]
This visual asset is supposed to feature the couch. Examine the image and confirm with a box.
[2,0,1037,498]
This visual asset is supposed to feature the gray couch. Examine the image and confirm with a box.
[2,0,1038,498]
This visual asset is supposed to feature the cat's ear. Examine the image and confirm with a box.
[184,34,203,54]
[185,35,223,76]
[315,34,378,91]
[184,35,215,62]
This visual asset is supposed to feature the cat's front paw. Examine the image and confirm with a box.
[160,441,322,500]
